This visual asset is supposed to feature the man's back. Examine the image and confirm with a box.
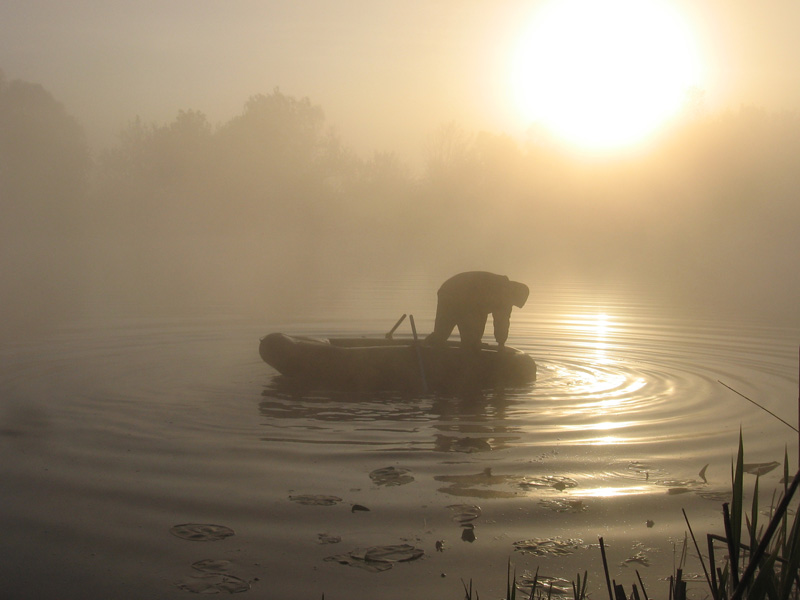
[438,271,514,313]
[429,271,529,348]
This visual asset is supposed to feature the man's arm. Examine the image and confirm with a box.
[492,307,511,348]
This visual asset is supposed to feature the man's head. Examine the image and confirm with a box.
[509,281,529,308]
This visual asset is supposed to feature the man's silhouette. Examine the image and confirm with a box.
[425,272,529,350]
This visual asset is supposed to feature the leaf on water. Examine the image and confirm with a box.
[361,544,425,563]
[177,573,250,594]
[435,468,508,486]
[622,552,651,567]
[324,554,393,572]
[446,504,482,523]
[512,537,584,556]
[170,524,235,542]
[369,466,415,486]
[461,526,476,542]
[325,544,424,571]
[191,559,233,573]
[517,574,572,597]
[517,475,578,491]
[317,533,341,544]
[351,504,370,512]
[743,461,780,476]
[539,498,586,513]
[288,494,343,506]
[697,489,731,502]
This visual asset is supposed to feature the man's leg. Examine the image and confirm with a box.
[425,298,457,345]
[456,311,487,351]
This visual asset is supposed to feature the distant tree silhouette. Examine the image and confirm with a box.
[0,72,90,335]
[0,72,89,236]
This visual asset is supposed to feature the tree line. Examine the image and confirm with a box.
[2,72,799,327]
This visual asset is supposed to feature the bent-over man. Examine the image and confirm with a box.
[425,271,529,350]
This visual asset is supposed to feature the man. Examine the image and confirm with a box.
[425,272,529,350]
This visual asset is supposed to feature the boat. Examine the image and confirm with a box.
[258,332,537,391]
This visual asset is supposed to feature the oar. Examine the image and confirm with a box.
[409,314,428,393]
[385,314,407,339]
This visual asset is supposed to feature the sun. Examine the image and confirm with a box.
[510,0,703,153]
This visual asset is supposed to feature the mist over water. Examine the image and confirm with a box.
[1,275,797,599]
[1,75,799,338]
[1,73,799,597]
[3,2,800,592]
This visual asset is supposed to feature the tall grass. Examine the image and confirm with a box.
[598,433,800,600]
[471,433,800,600]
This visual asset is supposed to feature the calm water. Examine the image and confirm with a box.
[1,278,798,599]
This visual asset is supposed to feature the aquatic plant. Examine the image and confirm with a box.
[594,434,799,600]
[690,433,800,600]
[468,433,800,600]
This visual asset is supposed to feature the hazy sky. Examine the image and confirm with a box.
[2,0,800,157]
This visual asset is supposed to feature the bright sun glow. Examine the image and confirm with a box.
[511,0,703,152]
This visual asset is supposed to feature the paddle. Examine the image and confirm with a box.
[409,314,428,393]
[385,314,407,339]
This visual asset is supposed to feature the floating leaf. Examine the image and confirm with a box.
[317,533,341,544]
[358,544,425,563]
[513,537,584,556]
[461,526,476,542]
[369,466,414,486]
[170,524,235,542]
[623,552,651,566]
[191,559,233,573]
[324,554,393,572]
[446,504,482,523]
[743,461,780,476]
[177,573,250,593]
[517,475,578,491]
[289,494,342,506]
[539,498,586,513]
[325,544,424,571]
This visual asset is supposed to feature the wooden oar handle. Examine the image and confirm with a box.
[385,314,407,339]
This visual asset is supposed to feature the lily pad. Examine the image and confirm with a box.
[177,573,250,594]
[446,504,482,523]
[325,544,424,571]
[289,494,343,506]
[623,552,651,566]
[192,559,233,573]
[743,461,780,476]
[317,533,341,544]
[170,524,235,542]
[513,537,584,556]
[369,466,414,486]
[517,475,578,491]
[355,544,425,563]
[539,498,586,513]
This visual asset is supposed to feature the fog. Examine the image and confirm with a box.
[2,71,799,337]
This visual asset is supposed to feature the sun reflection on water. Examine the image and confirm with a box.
[568,485,653,498]
[562,312,612,360]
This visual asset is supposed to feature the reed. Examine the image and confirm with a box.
[471,434,800,600]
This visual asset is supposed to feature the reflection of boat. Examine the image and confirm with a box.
[259,333,536,391]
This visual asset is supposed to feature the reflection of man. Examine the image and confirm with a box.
[425,272,529,350]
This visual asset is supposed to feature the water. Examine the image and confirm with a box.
[1,278,798,599]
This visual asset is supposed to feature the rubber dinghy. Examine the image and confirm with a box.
[259,333,537,391]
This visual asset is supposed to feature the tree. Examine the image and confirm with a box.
[0,72,90,235]
[0,72,91,336]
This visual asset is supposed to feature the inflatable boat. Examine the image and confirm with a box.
[259,333,536,391]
